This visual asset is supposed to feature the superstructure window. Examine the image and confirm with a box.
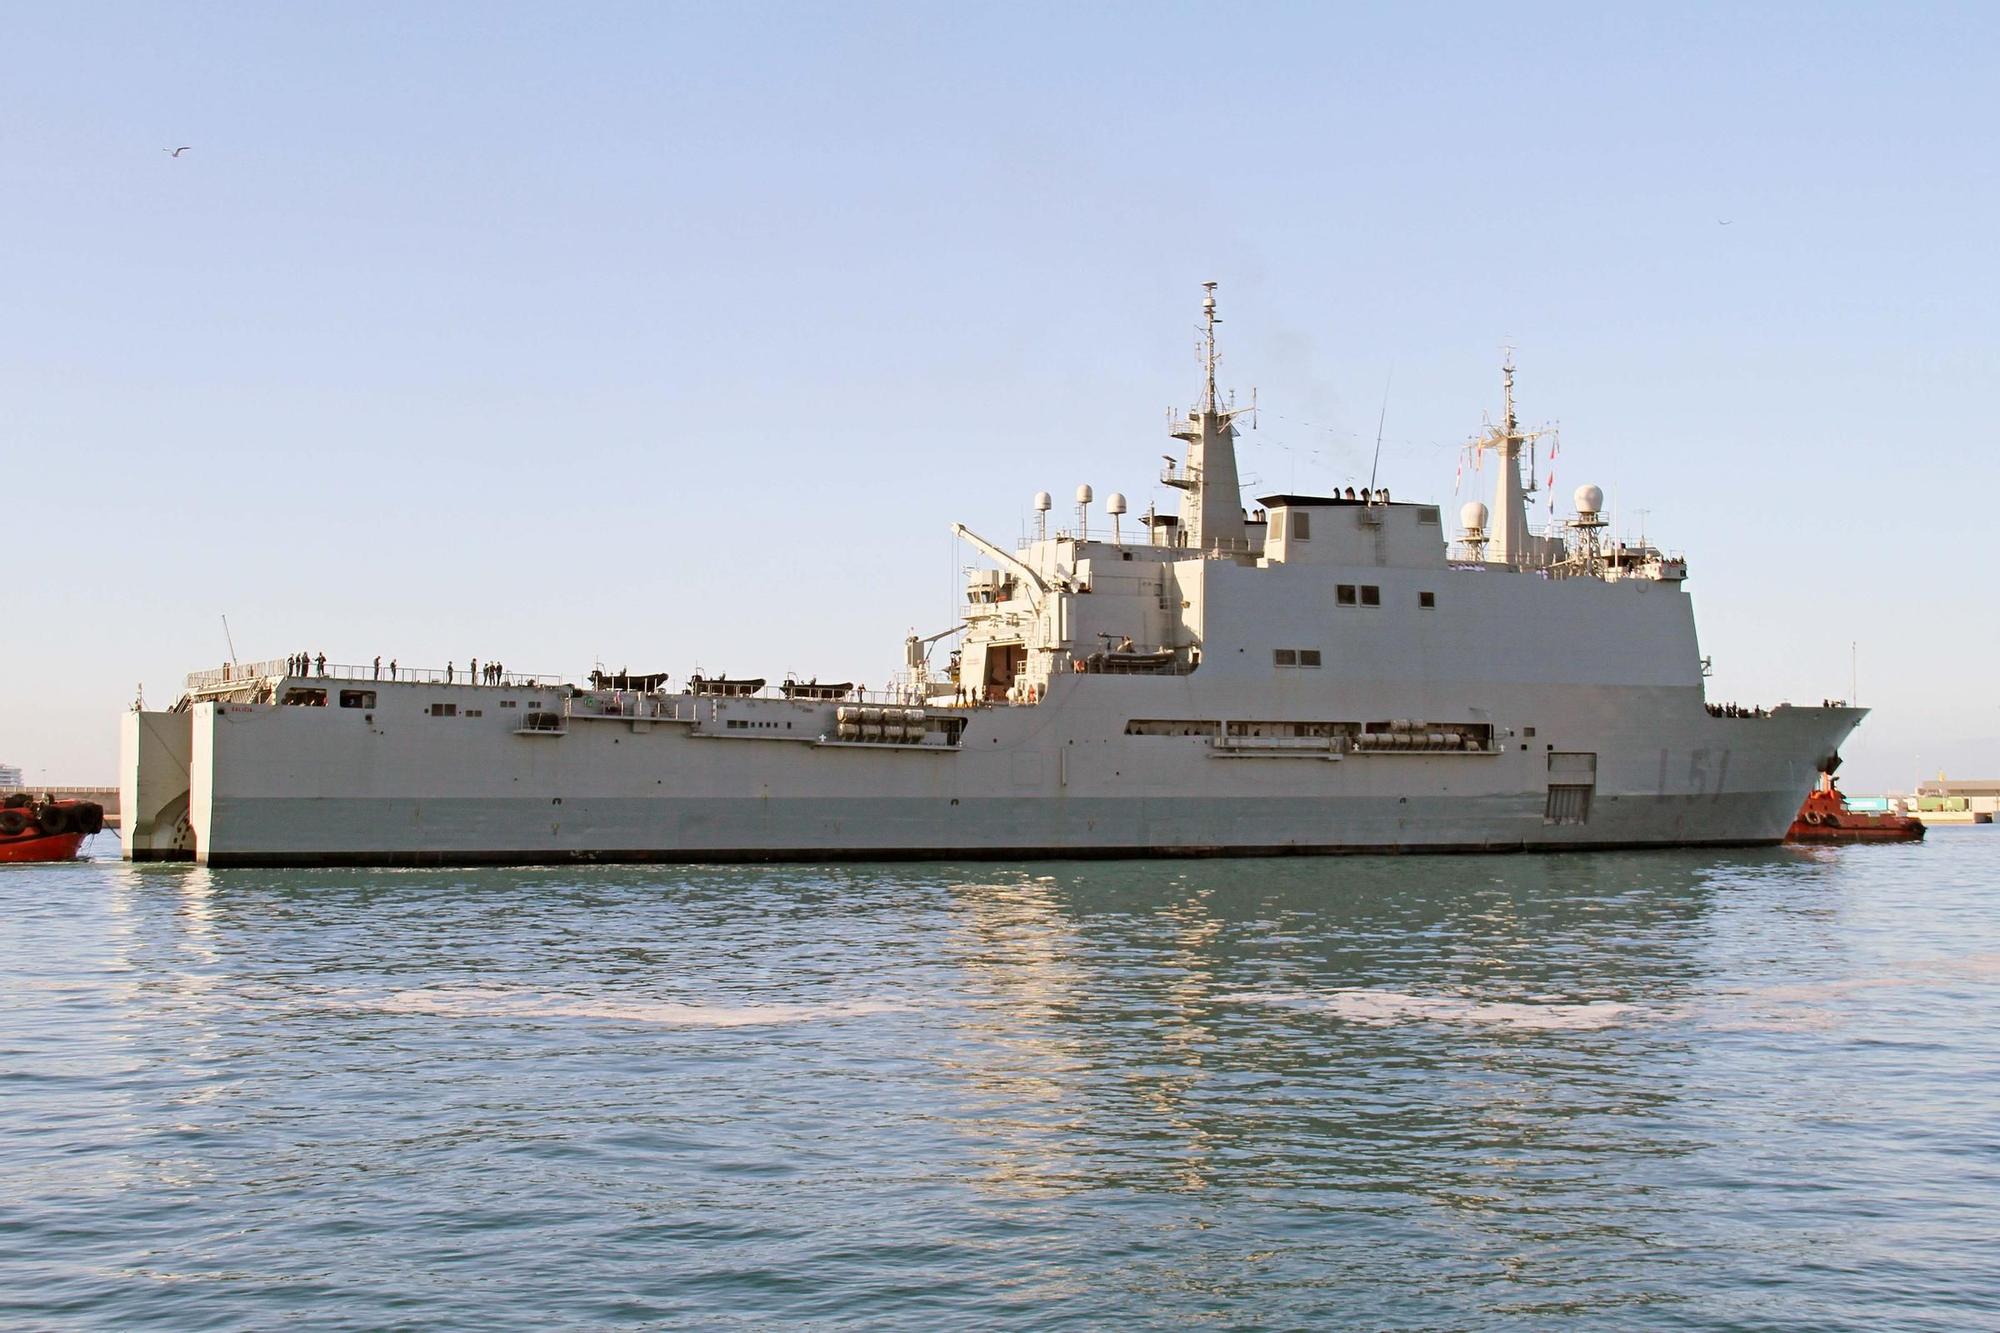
[1292,512,1311,540]
[1419,591,1435,608]
[338,690,377,709]
[1336,584,1357,606]
[1125,719,1220,736]
[1361,585,1381,606]
[1298,649,1322,667]
[429,703,457,717]
[1274,649,1297,667]
[282,688,327,707]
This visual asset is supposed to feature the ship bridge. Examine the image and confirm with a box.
[946,285,1697,710]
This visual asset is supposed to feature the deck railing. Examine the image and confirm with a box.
[183,664,1000,710]
[187,661,567,691]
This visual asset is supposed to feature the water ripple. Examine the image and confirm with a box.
[0,834,1996,1328]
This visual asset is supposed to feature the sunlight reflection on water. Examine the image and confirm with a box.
[3,834,1997,1329]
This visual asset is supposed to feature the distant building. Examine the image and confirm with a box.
[1915,777,2000,816]
[0,763,22,788]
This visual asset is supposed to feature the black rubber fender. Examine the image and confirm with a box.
[35,805,73,835]
[0,810,26,836]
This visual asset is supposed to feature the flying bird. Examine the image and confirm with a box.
[164,146,191,157]
[1717,219,1733,226]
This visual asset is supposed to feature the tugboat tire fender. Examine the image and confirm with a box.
[0,810,26,836]
[36,806,72,835]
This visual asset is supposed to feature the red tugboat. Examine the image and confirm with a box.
[1786,774,1925,844]
[0,794,106,863]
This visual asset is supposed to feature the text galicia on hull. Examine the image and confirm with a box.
[122,286,1863,866]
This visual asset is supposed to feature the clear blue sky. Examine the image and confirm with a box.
[3,2,1994,792]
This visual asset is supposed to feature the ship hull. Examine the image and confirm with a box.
[0,830,88,864]
[123,678,1864,868]
[180,793,1813,867]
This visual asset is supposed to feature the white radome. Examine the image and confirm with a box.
[1574,484,1604,515]
[1461,501,1489,532]
[1033,491,1053,513]
[1075,484,1094,506]
[1106,492,1127,516]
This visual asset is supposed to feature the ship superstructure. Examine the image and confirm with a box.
[123,288,1862,865]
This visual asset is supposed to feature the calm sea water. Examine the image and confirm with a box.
[3,833,1997,1330]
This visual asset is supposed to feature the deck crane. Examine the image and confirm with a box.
[904,624,966,691]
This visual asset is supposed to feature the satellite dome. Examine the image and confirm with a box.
[1033,491,1053,512]
[1460,501,1489,531]
[1075,483,1094,505]
[1106,492,1128,515]
[1573,484,1604,515]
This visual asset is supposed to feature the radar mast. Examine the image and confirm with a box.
[1473,350,1551,565]
[1165,282,1248,553]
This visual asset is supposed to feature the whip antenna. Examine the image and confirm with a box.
[1367,370,1393,494]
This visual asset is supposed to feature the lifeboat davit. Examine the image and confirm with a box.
[0,794,104,863]
[1786,775,1924,844]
